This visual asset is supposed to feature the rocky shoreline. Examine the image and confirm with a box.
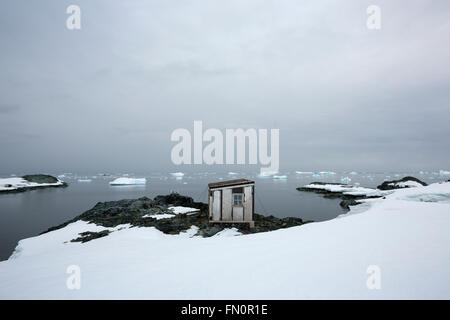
[43,193,309,241]
[297,176,428,210]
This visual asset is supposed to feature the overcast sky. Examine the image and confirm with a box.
[1,0,449,174]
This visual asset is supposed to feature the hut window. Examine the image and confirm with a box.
[233,193,243,206]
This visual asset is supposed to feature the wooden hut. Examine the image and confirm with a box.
[208,179,255,228]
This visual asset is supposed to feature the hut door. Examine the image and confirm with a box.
[232,207,244,221]
[212,190,221,221]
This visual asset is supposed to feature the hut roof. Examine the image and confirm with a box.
[208,179,254,189]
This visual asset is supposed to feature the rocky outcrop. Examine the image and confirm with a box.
[298,176,428,211]
[0,174,67,194]
[42,193,308,241]
[377,176,427,190]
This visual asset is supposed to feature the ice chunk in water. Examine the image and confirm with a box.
[341,177,351,184]
[109,178,146,185]
[170,172,185,177]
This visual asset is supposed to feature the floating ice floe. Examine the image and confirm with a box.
[109,178,146,186]
[273,175,288,180]
[228,172,238,176]
[439,170,450,176]
[349,171,358,175]
[319,171,336,175]
[77,179,92,183]
[170,172,185,177]
[295,171,314,175]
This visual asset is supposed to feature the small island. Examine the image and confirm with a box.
[0,174,67,194]
[43,192,308,241]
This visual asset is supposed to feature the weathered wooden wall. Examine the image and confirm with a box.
[222,188,232,221]
[243,186,253,221]
[212,190,221,221]
[210,184,254,222]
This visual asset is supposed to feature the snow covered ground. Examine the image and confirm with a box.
[0,182,449,299]
[0,177,65,192]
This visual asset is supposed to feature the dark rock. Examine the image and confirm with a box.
[1,174,68,194]
[22,174,59,184]
[42,192,309,242]
[377,176,427,190]
[71,230,111,243]
[340,199,359,210]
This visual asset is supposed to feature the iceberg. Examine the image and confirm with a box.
[341,177,351,184]
[109,178,146,186]
[170,172,185,177]
[439,170,450,176]
[273,175,287,180]
[319,171,336,175]
[295,171,314,175]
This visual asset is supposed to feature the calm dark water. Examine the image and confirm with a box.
[0,171,444,260]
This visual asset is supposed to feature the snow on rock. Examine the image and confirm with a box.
[142,213,176,220]
[0,176,65,192]
[377,176,427,190]
[168,206,200,215]
[109,178,146,186]
[142,206,200,220]
[301,183,385,197]
[388,180,423,188]
[1,183,450,299]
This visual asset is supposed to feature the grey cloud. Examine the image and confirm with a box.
[0,0,449,174]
